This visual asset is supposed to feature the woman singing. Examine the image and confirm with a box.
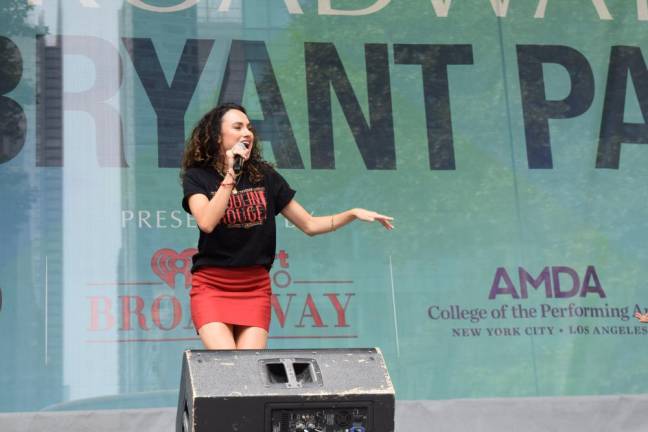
[181,103,393,350]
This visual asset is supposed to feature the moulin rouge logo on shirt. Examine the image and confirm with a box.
[212,187,268,228]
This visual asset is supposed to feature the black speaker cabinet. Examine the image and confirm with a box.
[176,348,395,432]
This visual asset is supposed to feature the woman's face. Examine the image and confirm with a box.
[219,109,254,154]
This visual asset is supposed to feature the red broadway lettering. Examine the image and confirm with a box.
[271,293,354,328]
[88,293,355,331]
[87,295,193,331]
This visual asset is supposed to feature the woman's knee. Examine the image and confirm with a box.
[235,326,268,349]
[198,322,236,349]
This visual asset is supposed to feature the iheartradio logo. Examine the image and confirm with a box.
[151,248,197,289]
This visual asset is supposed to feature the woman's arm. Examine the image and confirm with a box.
[188,171,236,233]
[280,199,393,237]
[188,142,252,233]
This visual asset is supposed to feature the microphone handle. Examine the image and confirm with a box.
[233,155,243,174]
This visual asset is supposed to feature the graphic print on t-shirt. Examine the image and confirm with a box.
[215,187,268,228]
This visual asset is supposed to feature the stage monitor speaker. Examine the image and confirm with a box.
[176,348,395,432]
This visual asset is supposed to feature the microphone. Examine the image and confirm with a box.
[232,141,248,175]
[233,155,243,175]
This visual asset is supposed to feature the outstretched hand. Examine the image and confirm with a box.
[353,208,394,230]
[635,312,648,323]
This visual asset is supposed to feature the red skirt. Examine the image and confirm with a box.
[190,266,272,332]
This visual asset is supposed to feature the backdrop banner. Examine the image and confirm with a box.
[1,0,648,412]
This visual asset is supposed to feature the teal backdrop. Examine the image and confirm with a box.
[1,0,648,412]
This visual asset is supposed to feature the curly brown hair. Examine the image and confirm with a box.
[181,103,271,184]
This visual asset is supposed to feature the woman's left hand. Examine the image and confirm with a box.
[353,208,394,230]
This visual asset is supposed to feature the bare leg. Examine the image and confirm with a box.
[234,326,269,349]
[198,322,236,349]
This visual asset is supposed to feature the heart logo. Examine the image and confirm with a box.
[151,248,197,288]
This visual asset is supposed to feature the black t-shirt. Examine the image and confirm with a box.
[182,165,295,272]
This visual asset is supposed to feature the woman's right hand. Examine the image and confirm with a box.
[225,141,252,172]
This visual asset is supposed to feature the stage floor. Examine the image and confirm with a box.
[2,396,648,432]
